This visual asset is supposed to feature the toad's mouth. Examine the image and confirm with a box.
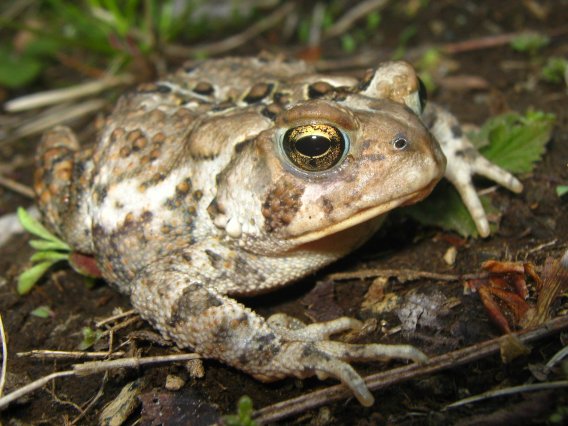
[289,180,438,247]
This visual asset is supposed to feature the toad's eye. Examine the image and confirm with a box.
[282,124,349,172]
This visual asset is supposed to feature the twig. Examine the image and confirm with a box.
[0,175,35,199]
[4,74,134,112]
[252,315,568,423]
[324,0,390,39]
[442,26,568,55]
[72,352,201,376]
[0,352,200,410]
[99,315,140,338]
[328,268,468,282]
[70,372,108,425]
[445,380,568,409]
[526,239,558,255]
[95,309,137,327]
[164,3,295,58]
[546,344,568,370]
[17,350,125,360]
[3,99,107,144]
[0,314,7,398]
[0,370,75,410]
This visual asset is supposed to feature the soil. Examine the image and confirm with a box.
[1,1,567,425]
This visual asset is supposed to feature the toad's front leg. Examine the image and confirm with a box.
[130,254,427,406]
[423,103,523,237]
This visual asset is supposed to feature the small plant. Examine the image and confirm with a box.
[79,326,104,350]
[541,57,568,85]
[30,305,54,318]
[510,32,549,55]
[557,186,568,197]
[223,395,256,426]
[17,207,71,295]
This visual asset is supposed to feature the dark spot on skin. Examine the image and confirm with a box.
[451,124,463,138]
[261,103,282,120]
[119,146,131,158]
[193,190,203,201]
[141,210,153,222]
[184,65,195,73]
[212,102,234,112]
[308,81,334,99]
[140,173,167,190]
[243,83,273,104]
[322,197,334,214]
[181,252,192,262]
[93,185,108,204]
[168,283,222,326]
[205,249,222,268]
[272,92,290,105]
[332,90,348,102]
[262,178,304,232]
[193,81,214,96]
[207,198,222,219]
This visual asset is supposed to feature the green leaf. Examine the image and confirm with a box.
[17,208,70,248]
[79,326,103,350]
[17,261,56,295]
[29,239,71,251]
[30,250,70,263]
[477,111,555,173]
[402,183,486,238]
[541,57,568,84]
[0,47,42,88]
[556,185,568,197]
[341,34,357,53]
[31,306,54,318]
[510,32,549,55]
[223,395,256,426]
[406,110,553,237]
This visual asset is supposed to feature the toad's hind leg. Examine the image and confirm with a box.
[130,251,427,407]
[34,126,94,252]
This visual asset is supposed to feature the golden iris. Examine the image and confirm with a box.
[282,124,347,172]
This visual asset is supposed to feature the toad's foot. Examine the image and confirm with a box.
[424,103,523,237]
[131,256,427,407]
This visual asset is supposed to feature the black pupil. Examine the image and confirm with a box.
[295,135,331,157]
[394,138,408,150]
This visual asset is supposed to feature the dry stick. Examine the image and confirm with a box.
[71,353,201,376]
[95,309,137,328]
[0,314,7,398]
[164,2,295,58]
[324,0,390,39]
[253,315,568,424]
[70,372,109,426]
[17,350,125,360]
[4,74,134,112]
[0,352,201,410]
[0,175,35,199]
[445,380,568,409]
[328,268,466,282]
[6,99,107,143]
[442,26,568,54]
[0,370,75,410]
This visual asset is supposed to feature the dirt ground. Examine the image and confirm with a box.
[1,1,567,425]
